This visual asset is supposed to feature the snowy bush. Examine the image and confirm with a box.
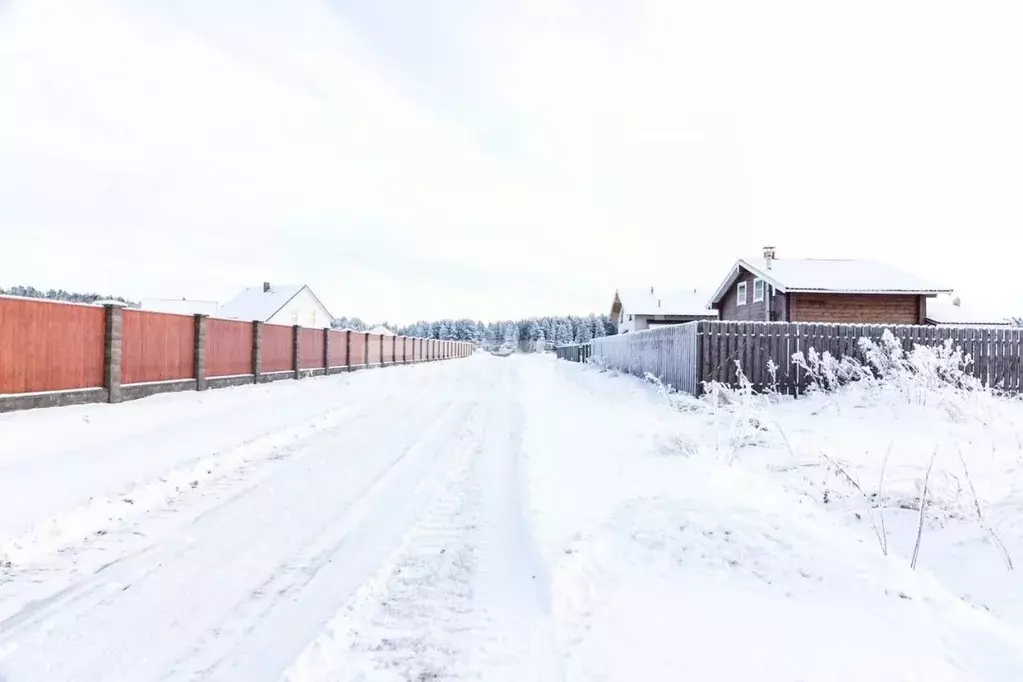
[701,363,771,460]
[791,330,982,406]
[643,372,701,413]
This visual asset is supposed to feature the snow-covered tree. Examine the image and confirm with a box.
[0,285,136,307]
[503,322,518,349]
[576,322,593,343]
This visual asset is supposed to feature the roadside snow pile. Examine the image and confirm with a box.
[526,337,1023,681]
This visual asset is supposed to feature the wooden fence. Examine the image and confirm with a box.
[0,296,474,412]
[562,320,1023,396]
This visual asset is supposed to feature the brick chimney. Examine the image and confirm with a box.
[263,281,271,293]
[762,246,776,269]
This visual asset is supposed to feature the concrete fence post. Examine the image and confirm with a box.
[293,325,302,380]
[252,321,263,383]
[103,303,124,403]
[323,327,331,372]
[194,314,208,391]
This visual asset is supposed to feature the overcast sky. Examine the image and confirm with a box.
[2,0,1021,323]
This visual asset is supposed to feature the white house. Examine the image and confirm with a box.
[141,297,220,316]
[368,325,396,336]
[610,287,718,334]
[216,283,334,328]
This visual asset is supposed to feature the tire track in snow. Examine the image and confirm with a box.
[282,361,561,682]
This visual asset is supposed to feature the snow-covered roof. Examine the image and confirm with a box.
[141,298,219,316]
[710,258,951,305]
[215,284,306,322]
[368,325,395,336]
[612,288,716,317]
[925,296,1011,326]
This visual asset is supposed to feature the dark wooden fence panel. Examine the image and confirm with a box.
[328,330,349,368]
[569,320,1023,396]
[121,309,195,385]
[299,328,325,370]
[0,297,106,394]
[261,324,294,373]
[206,318,253,378]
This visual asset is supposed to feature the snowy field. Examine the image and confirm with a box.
[1,351,1022,680]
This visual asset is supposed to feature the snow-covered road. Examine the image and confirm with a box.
[3,353,1023,681]
[0,357,555,681]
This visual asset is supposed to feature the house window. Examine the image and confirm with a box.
[753,278,765,303]
[737,281,747,306]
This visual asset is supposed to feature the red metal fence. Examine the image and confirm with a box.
[121,309,195,385]
[366,333,382,366]
[261,324,294,373]
[0,297,105,393]
[350,331,367,366]
[327,329,348,368]
[206,318,253,378]
[0,296,474,411]
[298,327,324,370]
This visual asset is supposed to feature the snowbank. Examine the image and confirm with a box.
[522,349,1023,680]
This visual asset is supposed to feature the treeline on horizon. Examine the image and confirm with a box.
[335,315,617,348]
[0,285,137,306]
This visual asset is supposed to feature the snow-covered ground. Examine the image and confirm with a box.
[1,352,1022,680]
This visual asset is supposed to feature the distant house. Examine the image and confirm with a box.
[141,297,219,316]
[611,287,717,334]
[708,248,951,324]
[925,296,1010,327]
[217,282,334,328]
[368,325,395,336]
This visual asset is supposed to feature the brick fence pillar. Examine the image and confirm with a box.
[323,327,331,372]
[345,330,352,371]
[293,325,302,380]
[252,321,263,382]
[104,303,124,403]
[194,314,208,391]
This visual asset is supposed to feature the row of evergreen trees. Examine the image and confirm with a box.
[394,315,616,349]
[0,285,137,306]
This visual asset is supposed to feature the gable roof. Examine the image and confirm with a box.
[710,258,951,306]
[612,288,716,318]
[216,284,332,322]
[368,325,395,336]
